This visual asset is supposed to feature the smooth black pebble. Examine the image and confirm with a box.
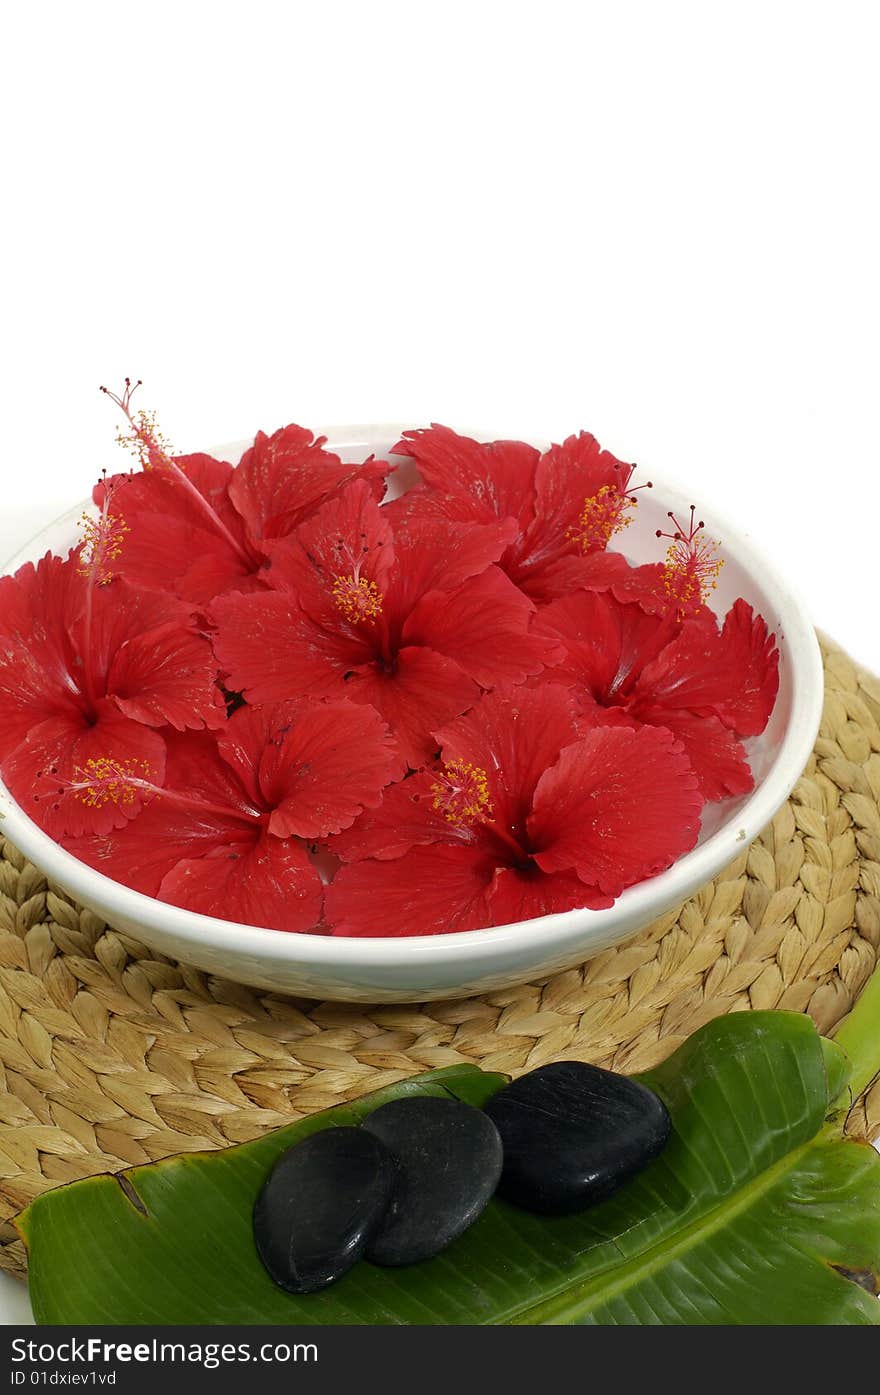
[363,1097,504,1265]
[485,1061,671,1215]
[253,1126,396,1293]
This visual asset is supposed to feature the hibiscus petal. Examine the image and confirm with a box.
[109,620,224,731]
[329,770,478,862]
[535,431,627,528]
[325,843,495,937]
[58,725,259,881]
[631,704,755,801]
[435,683,580,837]
[212,703,283,806]
[229,425,390,544]
[529,725,702,896]
[70,577,198,691]
[0,559,222,799]
[403,566,562,689]
[162,727,262,819]
[512,547,635,604]
[507,431,628,582]
[0,554,83,755]
[488,865,614,923]
[536,589,675,702]
[571,699,639,737]
[343,646,478,770]
[391,483,635,605]
[393,424,539,528]
[0,551,82,647]
[210,590,373,701]
[138,516,254,604]
[95,454,240,533]
[94,457,254,601]
[62,779,254,895]
[264,476,394,602]
[609,561,673,615]
[259,699,398,839]
[5,706,167,838]
[158,834,324,933]
[388,514,518,612]
[176,546,265,604]
[384,483,482,529]
[634,598,780,736]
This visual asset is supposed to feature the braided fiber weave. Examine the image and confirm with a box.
[1,636,879,1278]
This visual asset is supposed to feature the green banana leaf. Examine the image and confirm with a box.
[16,976,880,1325]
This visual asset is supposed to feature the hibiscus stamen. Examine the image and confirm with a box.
[430,760,493,828]
[430,759,530,860]
[54,755,262,824]
[76,475,130,588]
[100,379,252,567]
[332,573,383,624]
[566,466,652,554]
[656,506,723,619]
[75,474,131,714]
[65,756,156,809]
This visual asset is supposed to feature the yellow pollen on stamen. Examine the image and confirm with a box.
[430,760,493,829]
[566,485,636,554]
[657,507,724,620]
[115,408,175,471]
[100,380,177,473]
[331,574,384,624]
[69,757,153,809]
[76,510,130,586]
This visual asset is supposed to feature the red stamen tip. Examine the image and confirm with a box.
[102,378,173,472]
[655,505,723,620]
[566,464,649,555]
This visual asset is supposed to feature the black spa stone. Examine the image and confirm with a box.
[253,1126,396,1294]
[484,1060,671,1215]
[362,1096,504,1266]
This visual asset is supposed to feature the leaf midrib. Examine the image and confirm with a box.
[511,1133,817,1324]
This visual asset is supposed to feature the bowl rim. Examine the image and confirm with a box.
[0,422,824,967]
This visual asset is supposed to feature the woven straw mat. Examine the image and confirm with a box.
[0,635,879,1279]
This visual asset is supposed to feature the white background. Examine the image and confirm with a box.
[1,0,878,1322]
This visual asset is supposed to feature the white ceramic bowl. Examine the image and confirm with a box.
[0,425,823,1003]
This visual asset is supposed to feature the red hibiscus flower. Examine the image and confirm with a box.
[210,478,561,769]
[390,424,651,603]
[94,381,390,604]
[60,698,398,932]
[533,586,779,801]
[324,683,702,937]
[0,544,224,838]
